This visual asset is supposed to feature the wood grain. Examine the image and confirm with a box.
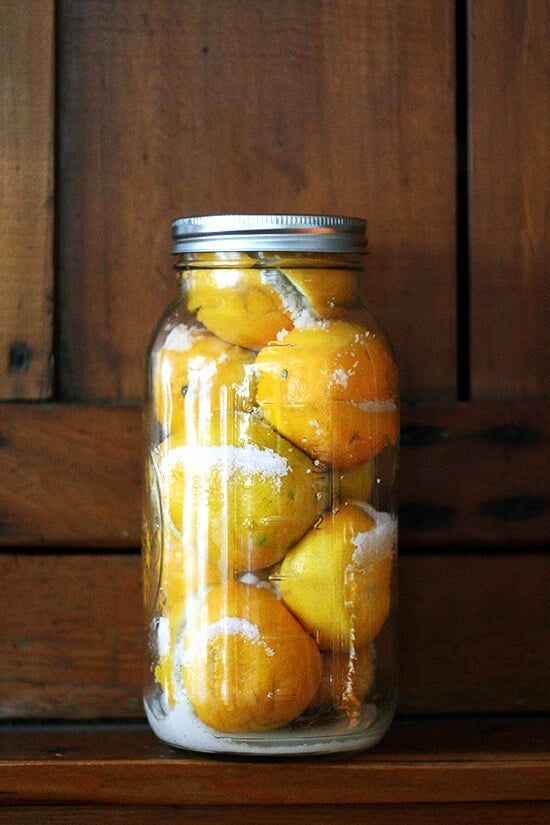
[0,405,142,547]
[0,718,549,806]
[0,0,54,399]
[399,400,550,546]
[0,402,548,548]
[469,0,550,399]
[56,0,456,402]
[2,803,549,825]
[1,551,548,720]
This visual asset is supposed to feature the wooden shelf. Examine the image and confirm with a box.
[1,716,549,822]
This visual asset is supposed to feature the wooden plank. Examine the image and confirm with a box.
[0,402,548,548]
[399,554,550,714]
[1,552,548,719]
[399,400,550,546]
[0,718,549,806]
[0,405,141,547]
[2,803,550,825]
[0,554,143,720]
[0,0,55,400]
[57,0,456,402]
[469,0,550,398]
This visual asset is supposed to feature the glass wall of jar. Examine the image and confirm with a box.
[142,215,399,755]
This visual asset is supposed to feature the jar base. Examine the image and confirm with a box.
[144,692,397,756]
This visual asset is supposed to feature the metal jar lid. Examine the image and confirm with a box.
[171,214,367,254]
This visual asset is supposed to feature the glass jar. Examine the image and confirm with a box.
[142,214,399,755]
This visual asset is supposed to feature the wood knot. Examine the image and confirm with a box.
[9,341,33,374]
[400,424,450,448]
[480,424,542,447]
[399,502,453,531]
[480,496,547,522]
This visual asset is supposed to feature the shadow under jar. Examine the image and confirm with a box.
[142,214,399,755]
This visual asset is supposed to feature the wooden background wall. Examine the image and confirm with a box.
[0,0,548,722]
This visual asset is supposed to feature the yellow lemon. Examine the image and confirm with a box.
[186,269,298,350]
[153,522,222,706]
[152,325,256,436]
[255,319,399,469]
[182,582,322,732]
[281,268,357,317]
[185,267,357,350]
[309,645,375,715]
[160,523,222,624]
[159,414,329,573]
[279,502,396,650]
[336,460,375,503]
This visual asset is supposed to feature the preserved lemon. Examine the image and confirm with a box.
[153,325,255,436]
[255,320,399,469]
[182,582,322,732]
[159,414,329,573]
[279,502,396,649]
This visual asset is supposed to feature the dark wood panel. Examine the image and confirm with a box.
[0,0,54,400]
[1,552,548,719]
[2,802,549,824]
[399,400,550,546]
[0,405,141,547]
[1,718,549,806]
[469,0,550,399]
[57,0,456,402]
[0,402,548,548]
[0,554,143,720]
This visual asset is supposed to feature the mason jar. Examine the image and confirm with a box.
[142,214,399,755]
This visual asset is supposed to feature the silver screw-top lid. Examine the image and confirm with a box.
[171,214,367,253]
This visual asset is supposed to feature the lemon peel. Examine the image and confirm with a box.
[181,582,322,732]
[255,319,399,468]
[153,325,255,437]
[279,502,396,650]
[159,414,330,573]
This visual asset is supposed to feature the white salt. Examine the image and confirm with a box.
[211,270,242,287]
[163,325,202,351]
[350,508,397,566]
[238,572,276,593]
[144,694,381,755]
[156,616,171,657]
[208,617,275,656]
[182,616,275,665]
[165,444,290,480]
[187,356,218,381]
[207,617,261,645]
[260,270,313,324]
[293,309,323,328]
[332,367,349,387]
[350,399,397,413]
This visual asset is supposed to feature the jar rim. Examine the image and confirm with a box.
[171,214,367,254]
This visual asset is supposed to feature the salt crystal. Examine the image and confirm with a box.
[156,617,171,657]
[352,399,397,413]
[208,617,261,644]
[260,270,324,329]
[332,368,349,388]
[350,509,397,566]
[212,270,242,287]
[183,617,275,658]
[163,325,202,351]
[187,356,218,381]
[165,444,291,485]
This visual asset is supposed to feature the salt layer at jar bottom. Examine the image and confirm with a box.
[144,690,398,756]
